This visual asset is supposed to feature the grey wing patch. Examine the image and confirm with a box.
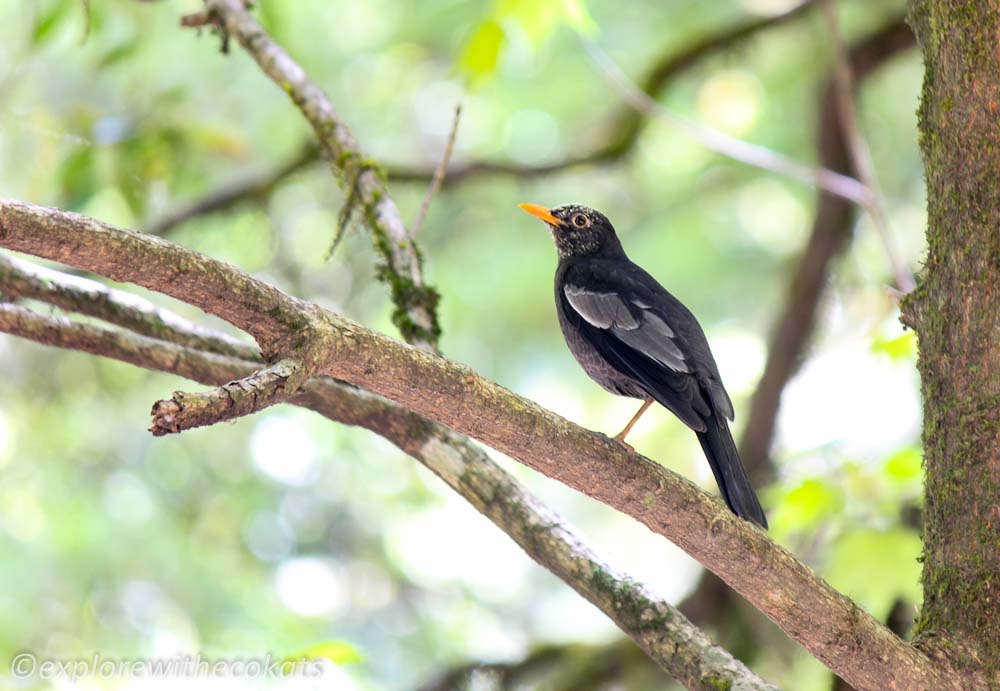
[564,284,638,329]
[564,285,689,373]
[614,312,689,373]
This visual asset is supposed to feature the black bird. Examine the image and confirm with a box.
[520,202,767,528]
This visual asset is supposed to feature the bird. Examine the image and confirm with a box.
[519,202,767,528]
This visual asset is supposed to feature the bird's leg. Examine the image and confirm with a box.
[613,399,653,445]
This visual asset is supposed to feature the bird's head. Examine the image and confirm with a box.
[519,203,624,259]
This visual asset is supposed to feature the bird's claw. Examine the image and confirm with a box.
[612,433,636,453]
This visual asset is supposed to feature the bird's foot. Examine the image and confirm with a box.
[612,432,636,453]
[610,400,652,452]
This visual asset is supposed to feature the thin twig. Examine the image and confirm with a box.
[411,104,461,238]
[819,0,916,293]
[146,145,316,236]
[580,38,874,207]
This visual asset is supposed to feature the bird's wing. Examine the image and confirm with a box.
[564,285,689,373]
[562,260,734,431]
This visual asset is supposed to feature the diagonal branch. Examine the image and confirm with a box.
[581,39,871,206]
[195,0,440,350]
[0,252,256,358]
[0,292,776,691]
[819,0,916,293]
[0,199,960,691]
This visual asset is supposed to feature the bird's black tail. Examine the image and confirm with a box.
[696,418,767,529]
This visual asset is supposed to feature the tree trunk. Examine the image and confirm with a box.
[906,0,1000,683]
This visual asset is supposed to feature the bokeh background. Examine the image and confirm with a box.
[1,0,927,688]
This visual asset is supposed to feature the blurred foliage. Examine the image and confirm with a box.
[0,0,927,689]
[459,0,597,80]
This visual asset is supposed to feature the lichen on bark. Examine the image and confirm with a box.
[907,0,1000,681]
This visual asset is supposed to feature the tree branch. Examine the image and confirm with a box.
[195,0,440,350]
[145,144,316,236]
[0,198,332,427]
[819,0,916,293]
[150,356,306,434]
[147,1,818,235]
[411,103,461,239]
[581,38,872,206]
[0,288,775,691]
[0,201,314,349]
[0,252,255,358]
[739,16,915,479]
[0,199,959,690]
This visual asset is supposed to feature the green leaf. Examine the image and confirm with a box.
[872,331,916,361]
[58,147,98,209]
[32,0,72,46]
[884,447,922,483]
[499,0,597,44]
[97,40,140,69]
[826,529,922,620]
[458,20,505,80]
[283,641,363,671]
[770,478,843,533]
[457,0,596,80]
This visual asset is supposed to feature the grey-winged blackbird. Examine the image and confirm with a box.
[520,202,767,528]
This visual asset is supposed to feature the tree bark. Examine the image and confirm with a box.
[905,0,1000,683]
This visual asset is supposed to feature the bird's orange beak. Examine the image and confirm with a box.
[519,203,564,227]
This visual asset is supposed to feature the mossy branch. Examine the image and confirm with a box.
[195,0,441,351]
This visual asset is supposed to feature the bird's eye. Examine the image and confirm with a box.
[572,213,589,228]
